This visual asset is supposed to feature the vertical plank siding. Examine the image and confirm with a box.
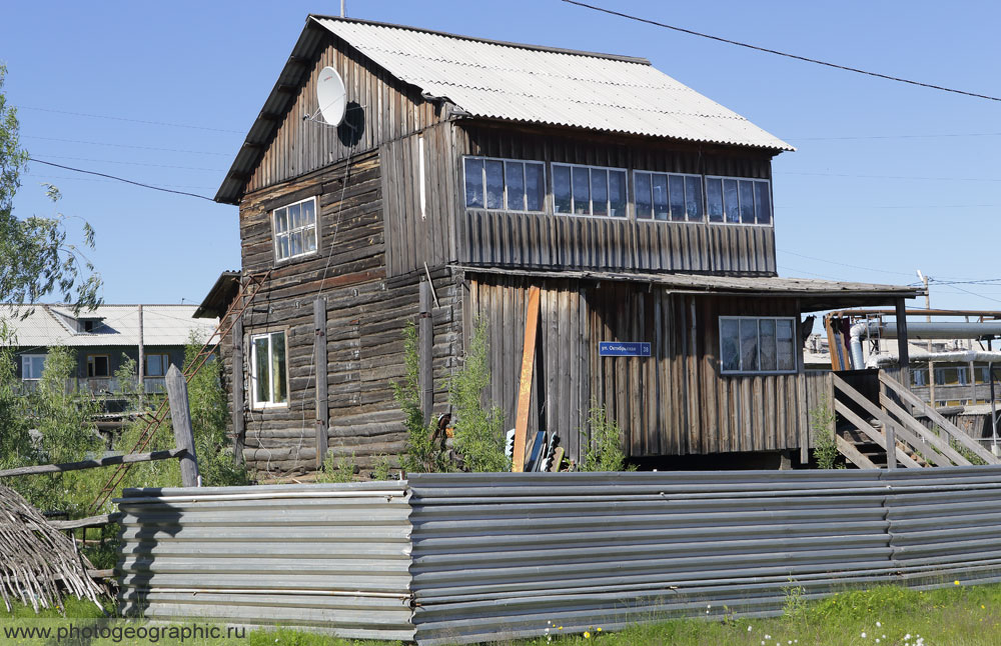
[454,124,777,276]
[466,273,809,464]
[247,32,447,195]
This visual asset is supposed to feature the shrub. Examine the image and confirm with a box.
[810,395,841,469]
[580,403,627,472]
[449,319,508,472]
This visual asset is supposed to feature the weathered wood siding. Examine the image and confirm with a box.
[227,150,462,474]
[455,124,777,276]
[246,31,447,195]
[466,273,813,462]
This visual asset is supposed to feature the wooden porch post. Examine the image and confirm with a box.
[895,298,910,386]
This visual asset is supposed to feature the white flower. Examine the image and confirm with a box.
[876,621,881,627]
[861,633,866,638]
[748,626,753,632]
[876,640,880,644]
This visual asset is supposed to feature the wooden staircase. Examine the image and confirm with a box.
[831,371,1000,469]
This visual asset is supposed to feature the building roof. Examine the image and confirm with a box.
[194,271,241,319]
[216,16,793,204]
[459,266,923,312]
[0,304,217,350]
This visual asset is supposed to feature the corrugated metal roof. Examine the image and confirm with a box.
[215,16,792,204]
[314,17,792,151]
[1,304,217,348]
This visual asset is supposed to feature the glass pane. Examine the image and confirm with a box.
[289,202,301,229]
[525,163,545,211]
[254,337,270,403]
[572,166,590,215]
[669,174,686,222]
[274,208,288,233]
[304,226,317,252]
[634,173,652,219]
[302,199,315,224]
[272,332,287,404]
[278,235,289,260]
[464,158,484,208]
[652,174,669,221]
[720,319,740,372]
[590,169,608,216]
[290,231,303,257]
[739,319,758,371]
[776,320,795,371]
[739,180,755,224]
[485,160,504,209]
[707,178,723,222]
[759,320,777,371]
[755,181,771,224]
[685,176,703,221]
[553,165,572,213]
[724,179,740,223]
[608,171,626,218]
[505,162,525,211]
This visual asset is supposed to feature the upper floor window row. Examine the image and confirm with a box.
[463,156,772,226]
[273,197,318,261]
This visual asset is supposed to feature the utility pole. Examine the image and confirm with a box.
[137,305,145,408]
[917,270,932,405]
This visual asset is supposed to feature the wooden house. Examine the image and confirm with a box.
[208,16,920,475]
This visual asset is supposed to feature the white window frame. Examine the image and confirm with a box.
[21,354,46,381]
[250,330,288,409]
[144,353,170,377]
[704,176,773,227]
[462,155,547,213]
[632,170,705,223]
[272,196,318,262]
[550,162,628,219]
[719,316,798,375]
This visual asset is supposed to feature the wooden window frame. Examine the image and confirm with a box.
[462,155,547,214]
[704,175,773,227]
[144,353,170,377]
[249,329,290,409]
[272,196,318,263]
[86,354,111,378]
[632,170,705,223]
[20,354,46,381]
[719,316,798,375]
[550,162,629,219]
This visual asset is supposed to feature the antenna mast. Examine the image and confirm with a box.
[340,1,345,18]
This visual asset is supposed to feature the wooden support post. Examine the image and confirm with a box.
[165,364,200,487]
[315,297,329,469]
[895,298,910,388]
[419,279,434,426]
[231,316,245,466]
[798,373,810,464]
[512,286,541,472]
[137,305,144,406]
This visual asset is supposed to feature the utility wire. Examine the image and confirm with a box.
[791,132,1001,141]
[21,135,230,156]
[777,249,917,278]
[13,105,244,133]
[560,0,1001,102]
[30,153,225,172]
[28,158,215,202]
[780,171,1001,184]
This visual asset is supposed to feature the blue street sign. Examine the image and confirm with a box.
[598,342,651,357]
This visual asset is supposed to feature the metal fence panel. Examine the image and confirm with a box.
[115,483,414,641]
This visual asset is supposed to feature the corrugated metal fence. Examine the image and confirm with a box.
[118,468,1001,645]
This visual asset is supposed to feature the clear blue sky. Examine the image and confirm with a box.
[5,1,1000,310]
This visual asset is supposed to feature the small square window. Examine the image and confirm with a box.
[21,355,46,381]
[145,354,169,377]
[274,197,318,261]
[87,355,110,378]
[719,317,797,374]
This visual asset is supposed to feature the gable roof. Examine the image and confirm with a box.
[216,16,793,205]
[1,305,217,350]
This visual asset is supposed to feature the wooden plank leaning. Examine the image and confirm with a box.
[878,392,967,466]
[512,286,541,473]
[166,364,200,487]
[835,434,878,469]
[880,371,999,464]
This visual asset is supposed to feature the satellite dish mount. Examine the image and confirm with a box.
[315,66,347,127]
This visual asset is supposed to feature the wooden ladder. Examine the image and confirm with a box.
[89,271,271,511]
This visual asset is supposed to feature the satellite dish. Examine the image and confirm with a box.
[316,66,347,126]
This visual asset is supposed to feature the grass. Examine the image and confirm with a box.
[6,582,1001,645]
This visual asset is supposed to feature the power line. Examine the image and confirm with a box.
[29,153,225,172]
[559,0,1001,102]
[13,105,244,133]
[790,132,1001,141]
[777,249,917,278]
[27,158,215,202]
[777,202,1000,209]
[24,172,216,190]
[21,135,230,156]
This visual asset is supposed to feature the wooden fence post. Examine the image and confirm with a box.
[419,279,433,426]
[165,364,200,487]
[232,316,245,466]
[315,297,329,469]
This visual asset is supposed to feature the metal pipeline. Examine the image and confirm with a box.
[848,320,1001,369]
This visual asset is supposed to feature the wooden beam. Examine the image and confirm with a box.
[512,286,541,472]
[880,371,999,464]
[314,297,329,469]
[832,373,923,468]
[47,513,123,531]
[797,373,810,464]
[895,299,910,385]
[166,365,200,487]
[878,392,965,466]
[0,448,187,479]
[836,434,878,469]
[834,399,922,468]
[419,280,434,426]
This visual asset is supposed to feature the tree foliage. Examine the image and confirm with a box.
[0,64,101,311]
